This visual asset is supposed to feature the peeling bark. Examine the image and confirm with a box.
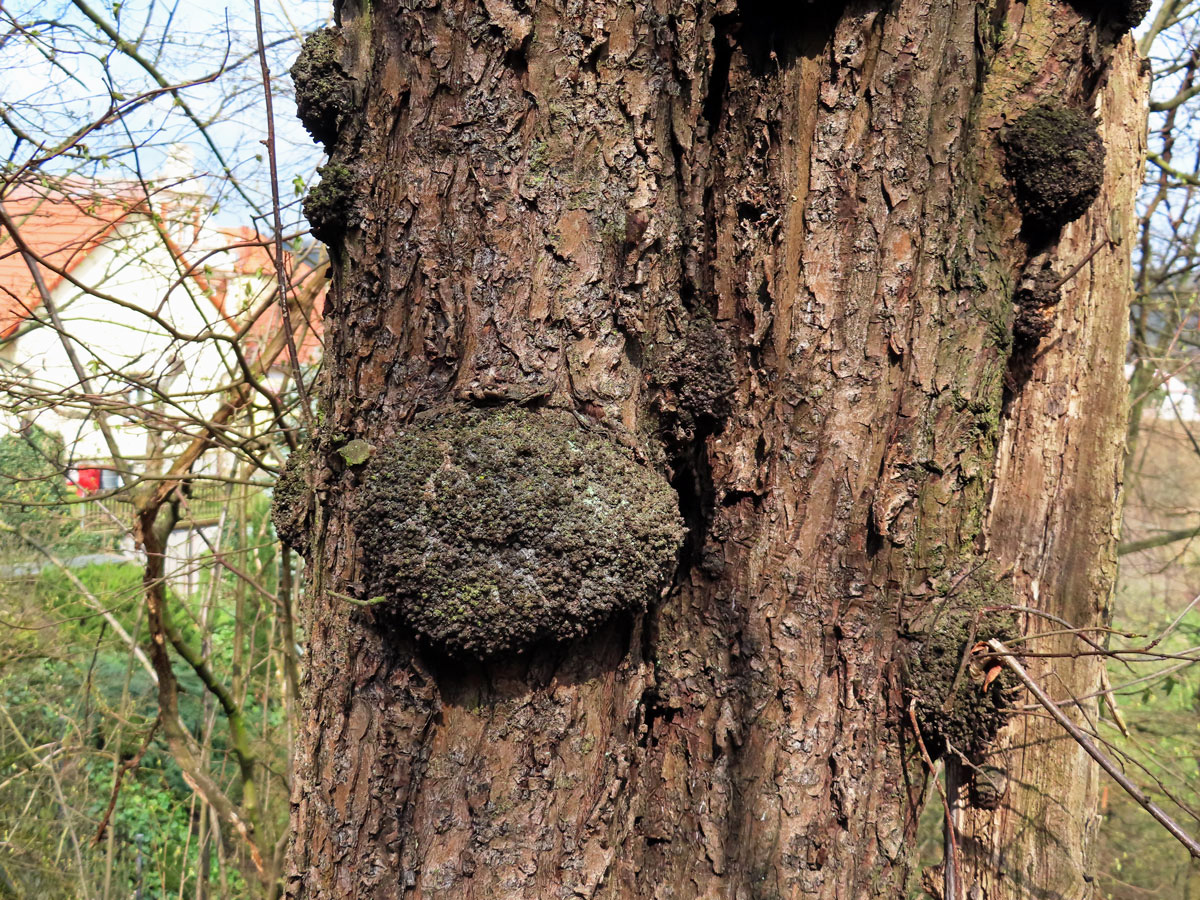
[285,2,1146,898]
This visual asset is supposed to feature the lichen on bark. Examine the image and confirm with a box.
[353,406,684,659]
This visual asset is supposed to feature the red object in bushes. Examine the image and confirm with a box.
[72,467,101,494]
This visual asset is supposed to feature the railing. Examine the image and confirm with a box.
[74,494,136,533]
[72,481,233,532]
[0,482,262,578]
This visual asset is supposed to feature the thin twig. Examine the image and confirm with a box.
[1052,234,1114,291]
[252,0,315,436]
[1099,667,1130,738]
[909,700,960,900]
[92,717,160,846]
[986,638,1200,860]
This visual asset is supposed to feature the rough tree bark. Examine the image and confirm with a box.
[281,2,1147,899]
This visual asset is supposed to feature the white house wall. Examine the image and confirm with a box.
[5,208,273,474]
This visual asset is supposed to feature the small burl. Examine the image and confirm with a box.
[1115,0,1153,29]
[1003,103,1105,231]
[355,408,684,659]
[271,445,313,558]
[290,28,352,147]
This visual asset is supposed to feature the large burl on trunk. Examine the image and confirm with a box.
[283,1,1146,898]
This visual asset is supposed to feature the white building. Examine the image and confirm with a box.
[0,164,321,584]
[1125,364,1200,423]
[0,173,281,476]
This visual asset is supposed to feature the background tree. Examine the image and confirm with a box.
[1089,3,1200,897]
[0,0,325,896]
[284,2,1147,900]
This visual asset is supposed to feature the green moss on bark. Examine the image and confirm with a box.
[355,407,684,659]
[271,445,314,557]
[905,571,1018,761]
[290,28,352,147]
[1003,103,1105,231]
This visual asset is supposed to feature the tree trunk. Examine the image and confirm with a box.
[957,36,1147,900]
[284,2,1146,899]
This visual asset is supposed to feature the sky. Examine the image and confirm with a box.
[1,0,331,232]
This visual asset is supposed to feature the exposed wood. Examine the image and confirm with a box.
[987,638,1200,861]
[959,36,1148,900]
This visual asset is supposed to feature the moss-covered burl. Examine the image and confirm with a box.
[1072,0,1153,31]
[302,162,355,244]
[1003,103,1105,231]
[290,28,352,147]
[656,314,734,429]
[1013,263,1062,344]
[1115,0,1153,29]
[905,602,1018,762]
[354,407,684,659]
[271,444,314,558]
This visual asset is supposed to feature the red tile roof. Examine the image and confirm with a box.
[0,184,326,364]
[241,262,327,367]
[0,184,136,337]
[219,226,280,277]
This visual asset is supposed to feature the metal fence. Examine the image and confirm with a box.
[73,481,231,533]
